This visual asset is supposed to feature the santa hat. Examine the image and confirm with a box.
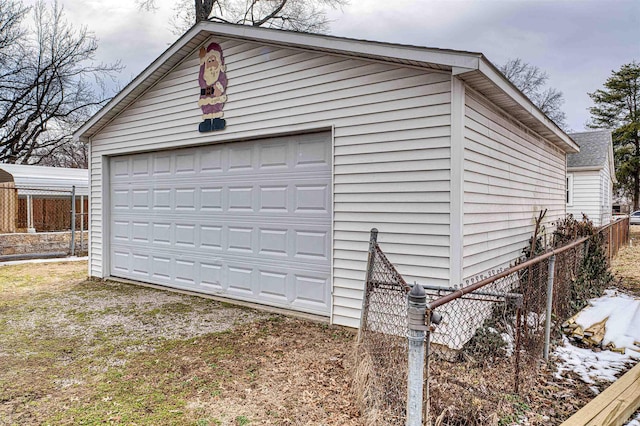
[200,42,224,65]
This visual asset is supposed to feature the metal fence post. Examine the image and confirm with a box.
[80,195,84,253]
[407,284,427,426]
[70,185,76,256]
[544,254,556,361]
[424,310,431,425]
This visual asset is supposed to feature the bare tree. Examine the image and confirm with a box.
[0,0,121,166]
[499,58,567,130]
[139,0,348,35]
[0,0,27,57]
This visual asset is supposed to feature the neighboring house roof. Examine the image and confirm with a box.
[567,130,612,168]
[73,22,579,154]
[0,164,89,196]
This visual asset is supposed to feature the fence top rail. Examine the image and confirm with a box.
[427,235,590,310]
[599,216,628,233]
[0,185,75,194]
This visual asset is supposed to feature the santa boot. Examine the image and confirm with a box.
[198,119,212,132]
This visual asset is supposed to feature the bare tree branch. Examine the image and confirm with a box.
[139,0,348,35]
[0,0,121,166]
[500,58,568,130]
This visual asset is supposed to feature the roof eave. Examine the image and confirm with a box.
[476,58,578,153]
[567,166,604,172]
[608,134,618,184]
[73,23,209,142]
[74,22,578,155]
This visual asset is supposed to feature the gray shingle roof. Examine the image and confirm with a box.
[567,130,612,169]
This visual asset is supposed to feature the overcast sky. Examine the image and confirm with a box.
[54,0,640,132]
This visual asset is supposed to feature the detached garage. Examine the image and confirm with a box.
[74,22,578,327]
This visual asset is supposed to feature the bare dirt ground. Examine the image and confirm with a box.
[0,261,361,425]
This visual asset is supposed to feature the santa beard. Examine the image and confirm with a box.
[203,66,220,86]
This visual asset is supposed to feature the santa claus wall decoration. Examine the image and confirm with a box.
[197,42,227,132]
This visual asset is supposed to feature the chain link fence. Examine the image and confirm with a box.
[356,217,629,425]
[0,184,88,260]
[354,229,411,424]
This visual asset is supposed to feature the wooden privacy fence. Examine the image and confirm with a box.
[0,185,89,259]
[0,182,18,233]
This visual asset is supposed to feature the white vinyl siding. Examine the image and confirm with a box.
[567,170,604,226]
[462,90,566,282]
[600,164,612,225]
[89,38,452,328]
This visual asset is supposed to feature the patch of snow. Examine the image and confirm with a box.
[501,332,514,357]
[554,336,638,384]
[573,289,640,351]
[526,311,544,329]
[553,289,640,386]
[625,412,640,426]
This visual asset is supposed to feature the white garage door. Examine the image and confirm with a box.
[109,132,332,315]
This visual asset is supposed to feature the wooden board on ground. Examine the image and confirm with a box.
[561,361,640,426]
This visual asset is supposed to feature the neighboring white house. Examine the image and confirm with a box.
[73,22,578,328]
[566,130,616,227]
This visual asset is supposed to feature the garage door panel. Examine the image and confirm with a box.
[109,136,331,181]
[113,221,330,264]
[131,221,150,243]
[200,187,223,211]
[132,253,150,277]
[258,270,289,300]
[201,225,223,250]
[259,142,289,169]
[112,250,131,274]
[292,273,331,310]
[151,256,171,281]
[111,245,331,315]
[227,265,254,294]
[111,158,130,178]
[294,229,330,261]
[110,132,331,315]
[112,190,130,209]
[153,155,172,175]
[294,184,330,213]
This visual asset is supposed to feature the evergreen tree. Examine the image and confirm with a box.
[589,61,640,210]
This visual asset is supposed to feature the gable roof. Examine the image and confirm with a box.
[567,130,617,184]
[567,130,612,168]
[73,22,578,153]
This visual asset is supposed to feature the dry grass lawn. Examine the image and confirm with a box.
[0,261,361,425]
[4,226,639,426]
[610,225,640,296]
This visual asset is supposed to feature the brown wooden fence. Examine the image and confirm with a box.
[0,183,18,233]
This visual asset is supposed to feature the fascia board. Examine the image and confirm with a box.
[608,136,618,184]
[203,22,482,69]
[73,23,483,142]
[73,24,205,142]
[477,58,580,154]
[567,166,603,172]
